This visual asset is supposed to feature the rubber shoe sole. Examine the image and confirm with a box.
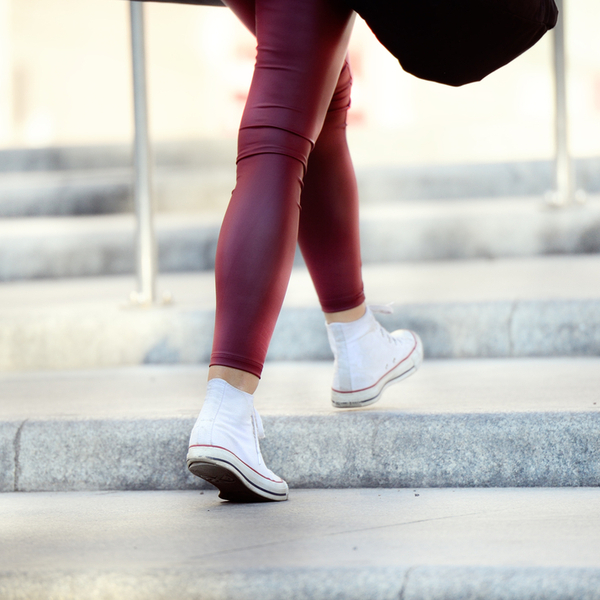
[187,445,289,502]
[331,332,424,409]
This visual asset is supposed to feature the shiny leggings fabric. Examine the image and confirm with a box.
[211,0,365,377]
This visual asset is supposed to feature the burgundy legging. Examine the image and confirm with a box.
[211,0,365,377]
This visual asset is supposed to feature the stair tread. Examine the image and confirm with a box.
[1,253,600,313]
[1,359,599,421]
[1,487,600,600]
[1,255,600,370]
[2,197,599,280]
[1,359,599,492]
[1,194,599,230]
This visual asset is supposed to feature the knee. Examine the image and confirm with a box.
[237,125,314,171]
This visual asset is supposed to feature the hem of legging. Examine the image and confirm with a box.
[320,290,366,314]
[210,353,264,379]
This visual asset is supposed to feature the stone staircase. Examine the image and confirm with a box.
[1,144,599,599]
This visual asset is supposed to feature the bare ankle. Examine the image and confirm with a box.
[208,366,259,395]
[324,303,366,324]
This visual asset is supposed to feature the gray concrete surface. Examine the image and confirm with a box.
[360,198,600,262]
[0,140,236,173]
[0,213,221,281]
[1,359,599,492]
[1,142,599,217]
[355,157,600,203]
[1,197,600,280]
[0,166,237,218]
[0,169,131,217]
[1,488,600,599]
[1,255,600,370]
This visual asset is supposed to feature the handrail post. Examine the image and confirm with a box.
[548,0,580,206]
[130,0,157,304]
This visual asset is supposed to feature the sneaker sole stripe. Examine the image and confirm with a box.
[190,456,288,499]
[344,365,416,406]
[187,450,288,499]
[188,444,284,484]
[332,361,415,396]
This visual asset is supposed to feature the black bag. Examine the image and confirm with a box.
[139,0,225,5]
[139,0,557,87]
[350,0,558,86]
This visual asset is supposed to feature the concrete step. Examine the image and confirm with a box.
[1,197,600,281]
[1,142,599,218]
[0,213,221,282]
[0,140,238,218]
[2,487,600,599]
[1,359,599,492]
[356,156,600,203]
[1,255,600,371]
[0,140,236,173]
[0,166,236,217]
[0,169,132,217]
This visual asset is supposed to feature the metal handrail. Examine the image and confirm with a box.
[550,0,572,205]
[549,0,584,206]
[129,1,157,305]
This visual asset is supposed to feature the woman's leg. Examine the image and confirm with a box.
[188,0,356,503]
[210,0,356,387]
[226,0,365,321]
[218,0,366,369]
[297,59,366,319]
[188,0,423,502]
[296,57,424,410]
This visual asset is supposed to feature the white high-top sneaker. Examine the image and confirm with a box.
[187,378,289,502]
[326,306,423,408]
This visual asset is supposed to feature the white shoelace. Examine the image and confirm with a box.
[252,407,265,440]
[369,302,394,315]
[369,303,400,345]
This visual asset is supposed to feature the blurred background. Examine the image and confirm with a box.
[0,0,599,372]
[1,0,599,165]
